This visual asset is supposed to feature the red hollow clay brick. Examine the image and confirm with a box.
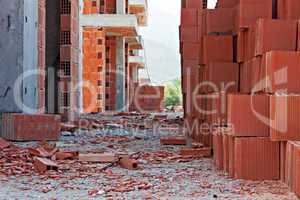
[222,132,229,173]
[182,42,202,60]
[1,113,61,141]
[180,147,212,157]
[183,0,204,9]
[285,141,294,186]
[79,153,117,163]
[179,26,200,42]
[260,51,300,93]
[203,35,233,64]
[234,137,280,181]
[34,157,58,173]
[280,142,287,182]
[237,30,246,63]
[206,8,234,34]
[278,0,300,20]
[55,151,78,160]
[250,56,262,92]
[211,92,228,126]
[181,9,198,26]
[160,136,187,145]
[270,95,300,141]
[285,141,300,193]
[120,156,138,170]
[235,0,273,31]
[228,134,235,177]
[216,0,239,8]
[239,62,251,94]
[205,62,239,93]
[255,19,297,56]
[227,94,270,137]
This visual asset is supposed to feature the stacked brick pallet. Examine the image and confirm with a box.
[130,85,165,112]
[180,0,239,147]
[180,0,300,196]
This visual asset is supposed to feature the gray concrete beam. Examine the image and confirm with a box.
[80,14,138,31]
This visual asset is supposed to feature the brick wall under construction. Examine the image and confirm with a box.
[180,0,300,196]
[83,0,117,14]
[83,28,106,113]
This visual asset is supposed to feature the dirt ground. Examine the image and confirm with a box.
[0,113,298,200]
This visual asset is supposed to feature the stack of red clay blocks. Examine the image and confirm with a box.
[180,0,239,147]
[181,0,300,197]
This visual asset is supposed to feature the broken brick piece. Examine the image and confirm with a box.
[180,147,212,157]
[28,146,58,158]
[191,142,204,148]
[160,136,187,145]
[0,138,10,149]
[120,156,138,170]
[34,157,58,173]
[79,153,117,163]
[61,123,77,132]
[54,151,78,160]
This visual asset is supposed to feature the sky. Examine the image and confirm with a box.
[139,0,217,85]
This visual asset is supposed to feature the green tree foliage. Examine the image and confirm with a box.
[165,78,182,107]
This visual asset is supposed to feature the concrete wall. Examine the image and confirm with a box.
[23,0,38,113]
[45,0,60,114]
[0,0,39,113]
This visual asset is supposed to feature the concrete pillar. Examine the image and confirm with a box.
[116,37,126,111]
[117,0,126,14]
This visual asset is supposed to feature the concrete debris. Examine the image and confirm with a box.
[34,157,59,173]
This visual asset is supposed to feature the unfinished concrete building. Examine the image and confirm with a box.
[0,0,155,140]
[80,0,148,114]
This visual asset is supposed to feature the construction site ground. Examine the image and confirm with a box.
[0,113,297,200]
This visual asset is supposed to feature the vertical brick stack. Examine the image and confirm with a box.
[180,0,206,145]
[181,0,300,195]
[180,0,239,147]
[59,0,79,122]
